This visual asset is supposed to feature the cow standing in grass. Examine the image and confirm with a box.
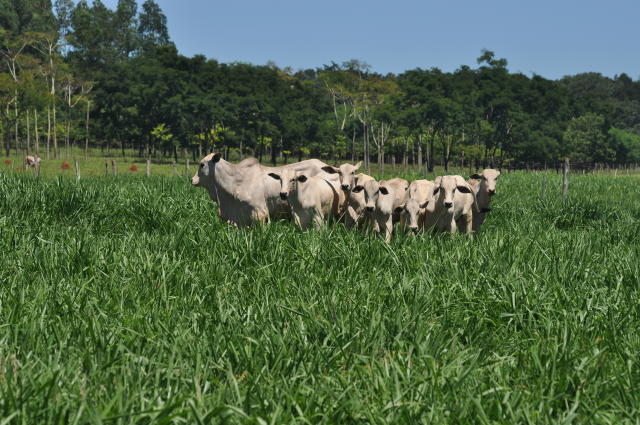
[25,155,41,168]
[345,173,376,229]
[267,168,343,230]
[191,153,332,226]
[399,179,438,234]
[468,169,500,232]
[357,177,408,241]
[432,175,478,235]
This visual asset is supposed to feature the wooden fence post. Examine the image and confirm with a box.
[172,161,177,175]
[74,159,80,181]
[146,159,151,177]
[35,160,40,177]
[111,159,117,176]
[541,172,547,198]
[105,161,108,175]
[562,157,569,202]
[185,158,190,175]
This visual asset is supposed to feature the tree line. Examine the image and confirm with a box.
[2,0,640,170]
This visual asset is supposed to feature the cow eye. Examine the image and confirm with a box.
[200,163,204,168]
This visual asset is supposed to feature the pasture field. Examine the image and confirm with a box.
[0,170,639,424]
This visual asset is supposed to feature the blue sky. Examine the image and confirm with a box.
[102,0,639,80]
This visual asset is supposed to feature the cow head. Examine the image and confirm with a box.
[321,161,361,191]
[470,169,500,196]
[401,198,425,233]
[435,175,473,210]
[268,168,308,200]
[192,152,221,187]
[351,178,380,214]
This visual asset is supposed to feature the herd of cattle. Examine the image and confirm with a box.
[191,153,500,240]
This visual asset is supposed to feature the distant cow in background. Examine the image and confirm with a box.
[468,169,500,232]
[25,155,41,168]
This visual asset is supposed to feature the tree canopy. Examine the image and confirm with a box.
[2,1,640,167]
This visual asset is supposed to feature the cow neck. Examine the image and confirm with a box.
[474,181,491,211]
[211,158,238,202]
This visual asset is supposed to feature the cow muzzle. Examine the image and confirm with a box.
[341,184,350,191]
[280,192,288,200]
[488,189,496,196]
[444,201,453,209]
[410,226,419,234]
[365,206,375,212]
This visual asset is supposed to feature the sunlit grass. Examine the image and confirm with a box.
[0,170,638,424]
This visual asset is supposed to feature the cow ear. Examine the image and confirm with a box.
[433,187,440,195]
[268,173,281,180]
[457,185,472,193]
[352,185,363,193]
[321,165,338,174]
[496,171,501,178]
[211,152,221,163]
[353,161,362,170]
[379,186,389,195]
[419,200,429,208]
[470,173,483,180]
[297,175,308,182]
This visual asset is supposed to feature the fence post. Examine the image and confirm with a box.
[74,159,80,181]
[185,158,190,176]
[541,172,547,198]
[111,159,117,176]
[562,157,569,202]
[172,161,177,175]
[146,159,151,177]
[105,161,108,175]
[35,160,40,177]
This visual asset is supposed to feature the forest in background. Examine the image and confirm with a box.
[2,0,640,171]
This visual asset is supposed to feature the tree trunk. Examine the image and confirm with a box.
[428,135,434,173]
[26,109,30,154]
[403,137,408,172]
[351,127,356,162]
[52,104,58,159]
[417,134,422,171]
[14,91,19,155]
[270,137,278,166]
[47,106,51,159]
[85,101,90,159]
[34,109,39,155]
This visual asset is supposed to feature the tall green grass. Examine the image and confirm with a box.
[0,171,638,424]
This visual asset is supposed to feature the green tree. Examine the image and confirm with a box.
[138,0,171,54]
[563,113,614,163]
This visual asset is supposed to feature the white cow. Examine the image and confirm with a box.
[432,175,478,235]
[468,169,500,232]
[399,179,438,234]
[267,168,342,230]
[374,178,409,241]
[191,153,331,226]
[357,177,408,241]
[345,173,376,229]
[25,155,41,168]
